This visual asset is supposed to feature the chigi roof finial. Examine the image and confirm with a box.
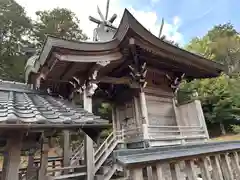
[89,0,117,42]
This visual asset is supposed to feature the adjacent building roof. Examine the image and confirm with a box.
[113,141,240,167]
[25,9,225,85]
[0,80,109,130]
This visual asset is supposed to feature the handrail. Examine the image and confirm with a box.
[93,132,120,174]
[47,165,86,173]
[94,132,114,158]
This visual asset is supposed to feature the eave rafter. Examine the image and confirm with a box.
[68,60,111,98]
[165,73,185,95]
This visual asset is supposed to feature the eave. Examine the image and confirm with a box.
[25,9,225,85]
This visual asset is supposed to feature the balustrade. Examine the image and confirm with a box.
[114,141,240,180]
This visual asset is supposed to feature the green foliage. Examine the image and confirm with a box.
[182,23,240,134]
[0,0,32,81]
[231,125,240,134]
[0,1,88,82]
[33,8,88,47]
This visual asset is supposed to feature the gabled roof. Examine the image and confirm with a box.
[0,80,109,131]
[25,9,225,83]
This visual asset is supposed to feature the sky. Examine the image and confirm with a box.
[16,0,240,46]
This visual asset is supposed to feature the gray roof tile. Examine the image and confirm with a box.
[0,81,108,127]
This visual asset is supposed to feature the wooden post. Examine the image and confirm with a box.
[184,160,198,180]
[198,157,211,180]
[229,152,240,178]
[26,149,36,180]
[156,163,164,179]
[194,100,209,139]
[38,137,49,180]
[139,90,148,124]
[63,130,71,174]
[220,153,234,180]
[83,88,95,180]
[133,96,140,127]
[210,155,224,180]
[130,168,144,180]
[2,132,23,180]
[170,162,182,180]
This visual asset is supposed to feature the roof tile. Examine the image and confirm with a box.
[0,81,108,127]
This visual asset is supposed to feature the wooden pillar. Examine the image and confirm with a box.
[26,149,36,180]
[139,90,148,124]
[63,130,71,174]
[38,137,49,180]
[133,96,140,127]
[2,132,23,180]
[83,88,95,180]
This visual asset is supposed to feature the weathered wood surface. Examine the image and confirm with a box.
[115,141,240,180]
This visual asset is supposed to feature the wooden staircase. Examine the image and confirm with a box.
[48,132,123,180]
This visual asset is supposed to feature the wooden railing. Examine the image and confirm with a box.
[114,141,240,180]
[94,132,120,174]
[117,127,143,143]
[147,125,208,145]
[70,142,84,166]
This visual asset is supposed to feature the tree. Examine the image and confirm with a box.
[180,74,240,134]
[0,0,32,81]
[33,8,88,47]
[181,23,240,135]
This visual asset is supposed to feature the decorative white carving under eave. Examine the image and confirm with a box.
[35,73,46,89]
[96,60,110,67]
[82,82,98,97]
[54,52,123,63]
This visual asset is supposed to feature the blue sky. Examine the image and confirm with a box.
[122,0,240,44]
[16,0,240,46]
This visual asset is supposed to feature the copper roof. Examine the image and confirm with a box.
[0,80,109,129]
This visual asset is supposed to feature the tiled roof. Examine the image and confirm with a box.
[0,80,109,127]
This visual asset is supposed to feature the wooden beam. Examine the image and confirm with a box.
[55,52,122,62]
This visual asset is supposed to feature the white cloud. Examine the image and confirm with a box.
[16,0,183,43]
[173,16,181,26]
[151,0,160,4]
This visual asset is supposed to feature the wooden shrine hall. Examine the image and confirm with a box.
[2,8,240,180]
